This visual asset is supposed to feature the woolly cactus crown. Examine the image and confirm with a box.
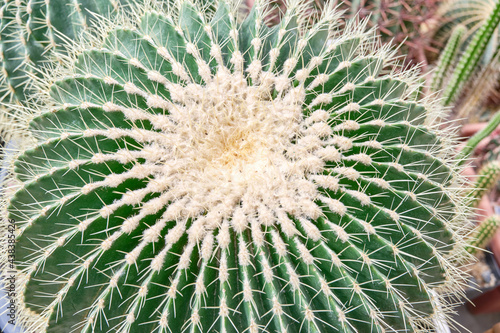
[1,0,470,332]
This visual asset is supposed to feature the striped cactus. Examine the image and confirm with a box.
[433,0,499,64]
[430,24,465,93]
[1,1,471,332]
[440,0,500,106]
[462,161,500,255]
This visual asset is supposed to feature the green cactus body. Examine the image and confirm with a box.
[430,24,465,93]
[433,0,499,62]
[441,0,500,106]
[467,161,500,206]
[0,0,132,103]
[466,215,500,255]
[1,1,470,332]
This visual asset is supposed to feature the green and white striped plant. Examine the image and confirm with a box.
[433,0,500,106]
[429,25,466,94]
[0,0,472,332]
[466,161,500,207]
[432,0,500,66]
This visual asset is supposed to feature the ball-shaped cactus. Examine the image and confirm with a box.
[1,1,471,332]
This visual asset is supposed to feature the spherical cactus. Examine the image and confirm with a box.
[1,1,471,332]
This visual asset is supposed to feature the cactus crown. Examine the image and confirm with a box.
[1,1,471,332]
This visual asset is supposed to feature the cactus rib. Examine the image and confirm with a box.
[0,0,131,104]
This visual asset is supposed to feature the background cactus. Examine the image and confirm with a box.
[432,0,500,65]
[466,215,500,255]
[440,0,500,106]
[429,25,466,94]
[463,161,500,255]
[0,0,472,332]
[466,160,500,207]
[457,111,500,164]
[0,0,134,104]
[428,0,500,118]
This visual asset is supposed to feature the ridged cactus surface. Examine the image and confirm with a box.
[2,1,470,332]
[0,0,132,103]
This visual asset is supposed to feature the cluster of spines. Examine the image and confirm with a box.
[1,1,472,332]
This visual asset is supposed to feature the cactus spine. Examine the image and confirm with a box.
[1,1,471,332]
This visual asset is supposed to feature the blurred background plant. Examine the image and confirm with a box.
[429,0,500,121]
[333,0,441,68]
[464,159,500,256]
[245,0,441,68]
[431,0,499,65]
